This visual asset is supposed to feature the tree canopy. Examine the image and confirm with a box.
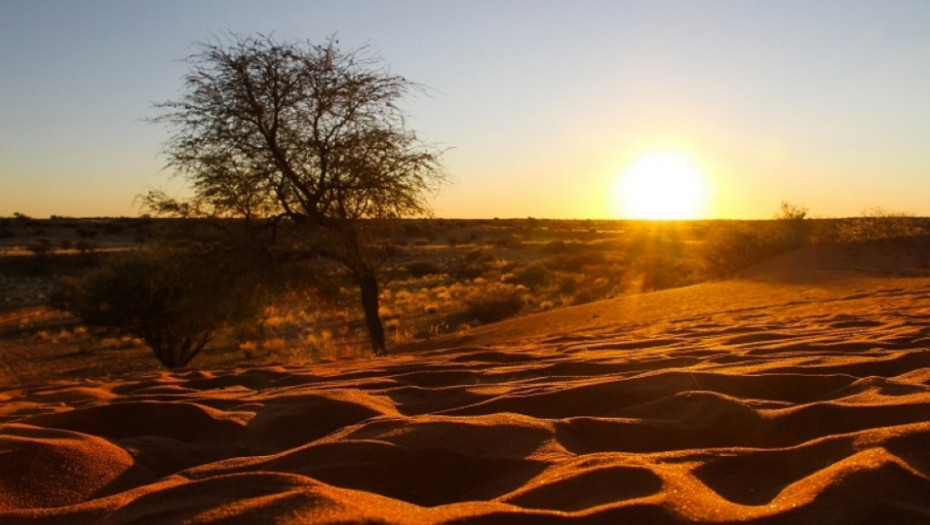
[152,34,444,222]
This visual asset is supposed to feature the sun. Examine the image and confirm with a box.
[612,151,708,220]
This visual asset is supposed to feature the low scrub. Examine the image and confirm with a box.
[701,224,784,275]
[55,249,265,369]
[464,283,525,324]
[701,205,813,276]
[404,260,445,278]
[507,262,553,289]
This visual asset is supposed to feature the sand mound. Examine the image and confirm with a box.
[4,240,930,523]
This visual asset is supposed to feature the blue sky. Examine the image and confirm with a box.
[2,0,930,218]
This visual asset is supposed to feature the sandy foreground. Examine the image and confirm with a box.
[3,239,930,524]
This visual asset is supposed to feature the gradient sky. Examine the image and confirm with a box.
[2,0,930,219]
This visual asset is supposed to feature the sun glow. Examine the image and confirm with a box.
[612,151,708,219]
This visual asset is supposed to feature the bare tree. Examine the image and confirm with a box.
[149,34,445,355]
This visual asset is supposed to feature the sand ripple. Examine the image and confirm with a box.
[4,276,930,523]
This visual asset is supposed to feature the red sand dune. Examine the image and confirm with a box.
[3,237,930,524]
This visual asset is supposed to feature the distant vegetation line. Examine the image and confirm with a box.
[3,210,930,370]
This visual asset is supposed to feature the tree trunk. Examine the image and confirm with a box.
[358,267,387,356]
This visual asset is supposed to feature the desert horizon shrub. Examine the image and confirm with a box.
[699,204,814,276]
[843,208,922,242]
[557,275,580,295]
[701,224,785,275]
[508,261,553,289]
[405,260,445,278]
[55,248,266,369]
[490,233,523,249]
[453,248,497,279]
[27,238,53,257]
[464,283,525,324]
[102,222,124,235]
[540,239,567,254]
[774,201,813,249]
[626,256,694,292]
[543,251,609,273]
[569,276,616,305]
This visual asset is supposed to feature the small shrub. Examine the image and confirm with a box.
[836,208,920,242]
[453,248,496,279]
[701,223,788,275]
[76,227,98,239]
[509,262,552,289]
[464,284,525,323]
[490,234,523,249]
[102,222,124,234]
[570,277,615,304]
[402,222,423,236]
[27,238,53,256]
[557,275,580,295]
[55,249,265,369]
[462,247,495,263]
[627,256,692,292]
[774,201,812,249]
[540,240,567,254]
[405,260,445,278]
[544,252,607,273]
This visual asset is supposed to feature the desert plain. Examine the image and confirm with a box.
[2,222,930,524]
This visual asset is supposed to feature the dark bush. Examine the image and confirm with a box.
[570,286,607,305]
[27,238,53,256]
[454,262,493,280]
[557,275,580,295]
[453,248,496,279]
[490,234,522,249]
[774,201,812,249]
[509,262,552,289]
[102,222,124,234]
[77,227,98,239]
[465,285,524,323]
[544,252,608,273]
[55,249,265,369]
[540,240,567,254]
[701,224,788,275]
[405,260,445,278]
[627,256,693,292]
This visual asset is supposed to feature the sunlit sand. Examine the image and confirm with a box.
[3,236,930,523]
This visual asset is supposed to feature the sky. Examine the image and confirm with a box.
[2,0,930,220]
